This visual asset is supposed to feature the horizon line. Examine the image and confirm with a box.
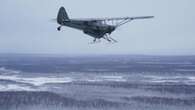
[0,52,195,57]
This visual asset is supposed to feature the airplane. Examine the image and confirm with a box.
[56,7,154,43]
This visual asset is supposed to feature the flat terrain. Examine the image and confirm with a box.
[0,54,195,110]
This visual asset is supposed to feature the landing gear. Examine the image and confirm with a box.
[109,37,118,43]
[57,26,62,31]
[103,34,118,43]
[93,38,97,42]
[89,38,101,44]
[89,34,118,44]
[103,36,112,42]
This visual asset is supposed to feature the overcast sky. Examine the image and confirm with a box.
[0,0,195,55]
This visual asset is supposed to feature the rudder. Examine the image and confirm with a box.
[57,7,69,24]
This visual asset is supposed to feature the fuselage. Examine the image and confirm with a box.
[60,20,116,38]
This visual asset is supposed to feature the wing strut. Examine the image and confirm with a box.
[115,18,132,28]
[99,16,154,28]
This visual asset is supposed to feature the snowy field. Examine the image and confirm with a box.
[0,55,195,110]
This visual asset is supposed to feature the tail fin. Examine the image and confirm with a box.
[57,7,69,24]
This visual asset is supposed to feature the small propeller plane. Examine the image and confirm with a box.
[56,7,154,43]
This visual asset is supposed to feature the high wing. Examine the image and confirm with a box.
[71,16,154,27]
[71,16,154,21]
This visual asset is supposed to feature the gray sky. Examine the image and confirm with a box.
[0,0,195,55]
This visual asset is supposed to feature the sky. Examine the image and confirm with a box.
[0,0,195,55]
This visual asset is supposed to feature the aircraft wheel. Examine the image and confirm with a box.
[57,26,61,31]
